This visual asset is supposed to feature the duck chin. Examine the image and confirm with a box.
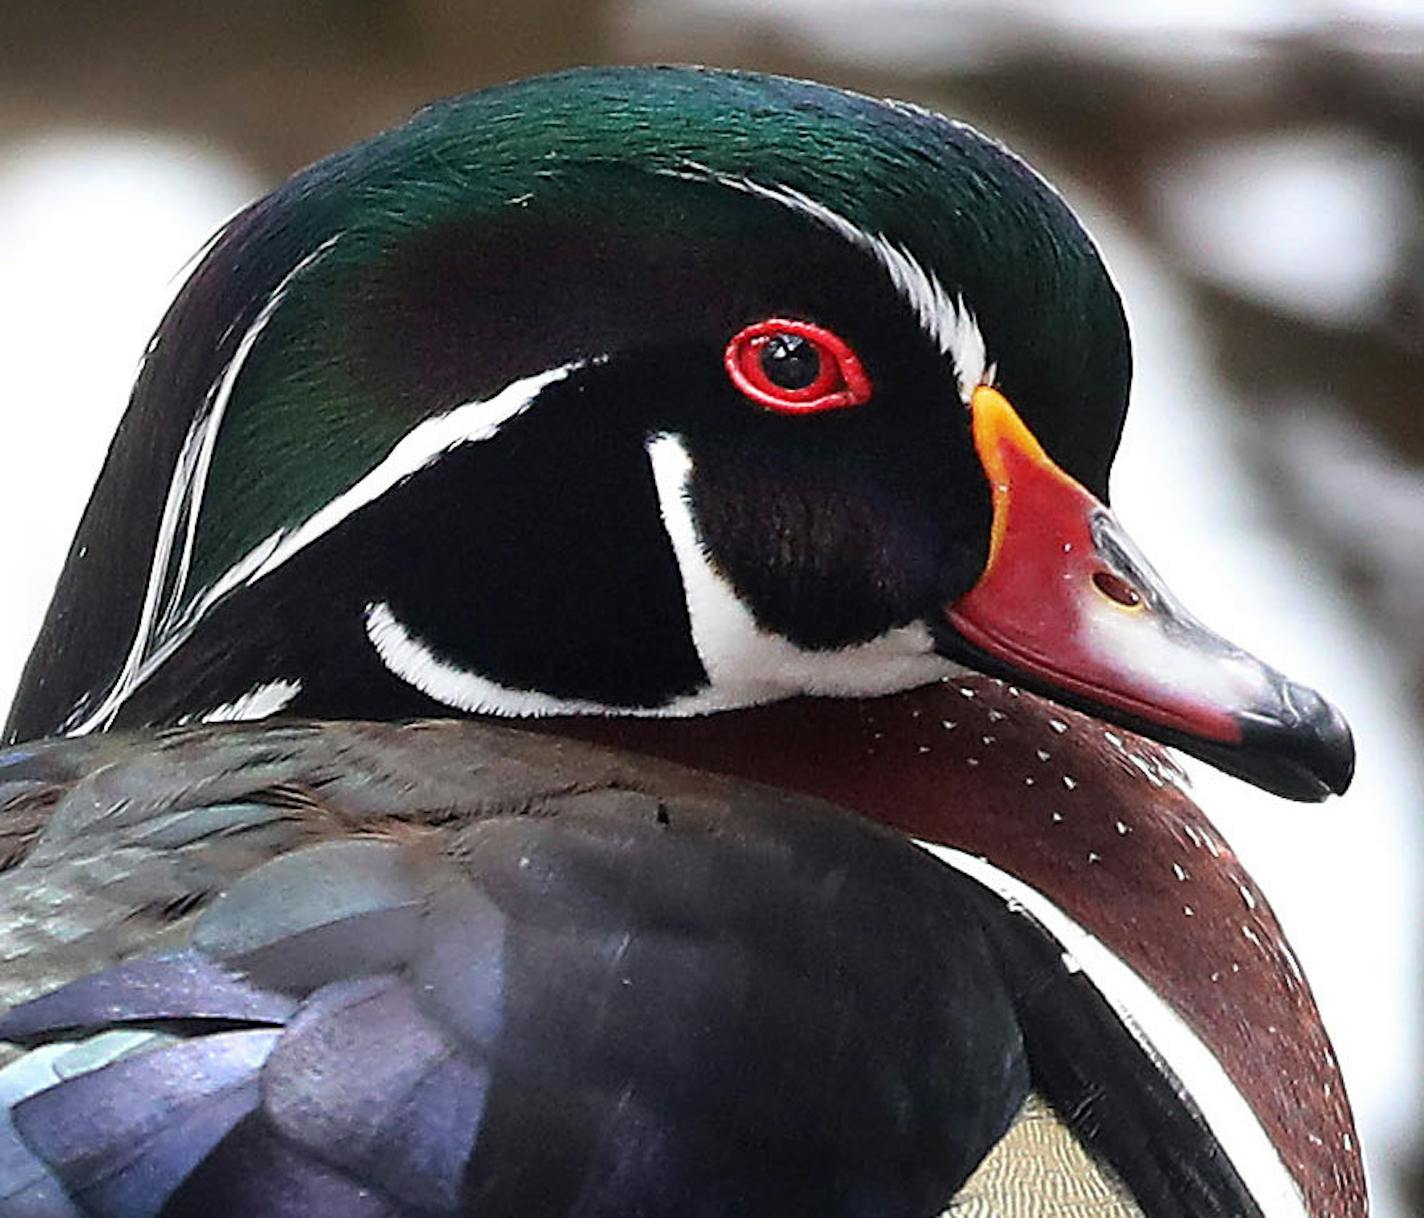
[364,598,958,720]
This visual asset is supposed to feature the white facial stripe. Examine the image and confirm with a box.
[364,597,835,719]
[361,435,950,720]
[208,361,583,599]
[365,601,632,717]
[163,235,345,640]
[74,235,344,737]
[70,361,582,735]
[673,169,990,399]
[914,841,1309,1218]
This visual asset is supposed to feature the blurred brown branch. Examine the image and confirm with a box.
[0,0,611,176]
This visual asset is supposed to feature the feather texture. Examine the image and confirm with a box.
[2,720,1037,1217]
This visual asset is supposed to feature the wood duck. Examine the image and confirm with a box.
[0,66,1361,1218]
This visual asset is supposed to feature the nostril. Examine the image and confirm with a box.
[1092,570,1142,608]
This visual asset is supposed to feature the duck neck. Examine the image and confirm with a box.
[527,676,1361,1217]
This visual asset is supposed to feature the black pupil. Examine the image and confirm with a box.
[759,334,821,391]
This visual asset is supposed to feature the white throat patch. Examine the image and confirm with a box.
[359,433,951,720]
[643,432,951,709]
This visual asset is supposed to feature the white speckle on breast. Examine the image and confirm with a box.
[1125,751,1168,788]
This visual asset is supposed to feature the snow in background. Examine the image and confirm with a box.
[0,133,1417,1217]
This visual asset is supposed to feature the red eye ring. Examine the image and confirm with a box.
[724,319,872,415]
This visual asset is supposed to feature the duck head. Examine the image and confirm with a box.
[5,66,1351,801]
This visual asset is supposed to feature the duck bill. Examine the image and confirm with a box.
[942,387,1354,802]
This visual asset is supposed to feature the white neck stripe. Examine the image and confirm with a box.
[69,361,582,734]
[162,234,345,642]
[361,432,950,721]
[72,235,343,736]
[365,601,637,717]
[913,841,1308,1218]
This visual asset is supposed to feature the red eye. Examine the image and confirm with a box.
[724,319,872,414]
